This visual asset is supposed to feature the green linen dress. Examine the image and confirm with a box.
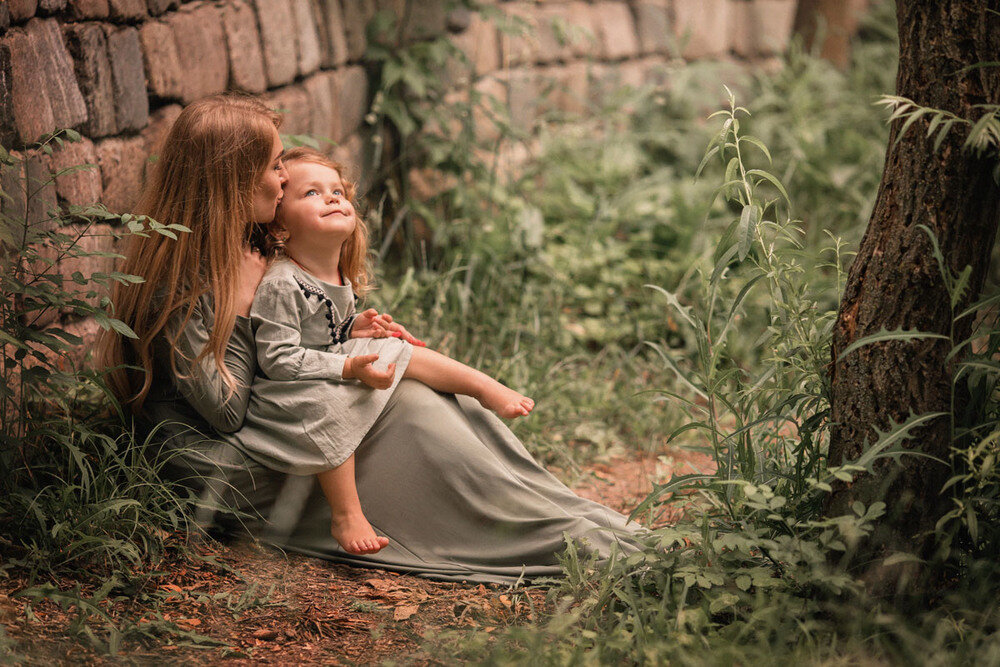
[143,275,641,584]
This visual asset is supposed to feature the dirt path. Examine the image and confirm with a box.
[0,450,708,665]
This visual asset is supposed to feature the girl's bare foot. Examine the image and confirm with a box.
[480,383,534,419]
[331,512,388,555]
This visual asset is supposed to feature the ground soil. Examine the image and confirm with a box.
[0,448,708,665]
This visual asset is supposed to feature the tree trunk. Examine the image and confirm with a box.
[827,0,1000,596]
[793,0,870,69]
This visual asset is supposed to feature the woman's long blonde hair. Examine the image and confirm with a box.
[98,94,282,410]
[265,147,372,295]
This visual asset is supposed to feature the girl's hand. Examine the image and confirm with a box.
[350,309,391,339]
[343,354,396,390]
[236,248,268,317]
[374,313,427,347]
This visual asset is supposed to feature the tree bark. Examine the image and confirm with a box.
[827,0,1000,596]
[793,0,870,69]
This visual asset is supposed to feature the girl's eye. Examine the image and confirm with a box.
[305,189,319,196]
[333,189,344,196]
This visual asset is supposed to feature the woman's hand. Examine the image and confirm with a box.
[350,310,427,347]
[344,354,396,390]
[236,248,268,317]
[373,313,426,347]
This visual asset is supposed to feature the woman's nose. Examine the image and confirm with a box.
[278,162,289,186]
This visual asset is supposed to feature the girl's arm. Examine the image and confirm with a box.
[252,279,354,381]
[169,296,257,433]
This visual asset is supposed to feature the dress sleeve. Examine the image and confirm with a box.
[170,298,257,434]
[252,279,350,382]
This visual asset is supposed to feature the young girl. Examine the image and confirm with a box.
[246,147,535,556]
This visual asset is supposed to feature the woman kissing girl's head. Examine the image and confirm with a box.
[100,94,285,408]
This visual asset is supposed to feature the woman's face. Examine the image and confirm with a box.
[251,126,288,224]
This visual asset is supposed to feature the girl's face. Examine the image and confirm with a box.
[251,126,288,224]
[277,161,356,245]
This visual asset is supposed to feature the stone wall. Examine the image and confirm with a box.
[0,0,817,343]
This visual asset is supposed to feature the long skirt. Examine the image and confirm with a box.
[162,379,641,584]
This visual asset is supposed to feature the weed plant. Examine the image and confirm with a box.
[421,3,1000,662]
[0,133,207,651]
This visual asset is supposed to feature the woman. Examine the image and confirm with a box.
[98,94,639,584]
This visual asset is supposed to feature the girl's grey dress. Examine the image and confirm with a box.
[237,259,413,474]
[144,264,640,584]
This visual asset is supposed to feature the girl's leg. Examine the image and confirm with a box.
[316,454,388,555]
[404,347,534,418]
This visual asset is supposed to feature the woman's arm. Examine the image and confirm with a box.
[169,249,266,433]
[170,299,257,433]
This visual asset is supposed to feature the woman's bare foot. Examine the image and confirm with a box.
[331,512,388,555]
[479,382,534,419]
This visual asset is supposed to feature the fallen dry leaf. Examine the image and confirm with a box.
[393,604,418,621]
[252,629,278,641]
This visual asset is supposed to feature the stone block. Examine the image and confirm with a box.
[25,150,56,228]
[0,42,17,147]
[617,58,648,89]
[329,132,364,187]
[398,0,446,43]
[103,26,148,132]
[587,62,618,104]
[590,1,640,61]
[447,6,471,32]
[65,23,116,138]
[25,20,88,131]
[140,103,182,158]
[451,13,500,78]
[539,62,588,115]
[220,0,267,94]
[534,4,579,63]
[499,2,538,67]
[313,0,349,68]
[632,0,671,54]
[253,0,297,87]
[331,66,368,141]
[303,72,338,145]
[673,0,730,59]
[62,315,104,351]
[265,85,311,136]
[96,135,146,214]
[4,29,56,143]
[472,76,506,144]
[8,1,38,22]
[0,155,27,230]
[291,0,322,76]
[69,0,110,19]
[731,0,796,56]
[138,20,184,100]
[340,0,373,62]
[57,224,117,311]
[169,3,229,103]
[636,55,672,87]
[146,0,179,15]
[502,68,537,133]
[38,0,67,14]
[108,0,147,21]
[51,137,102,208]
